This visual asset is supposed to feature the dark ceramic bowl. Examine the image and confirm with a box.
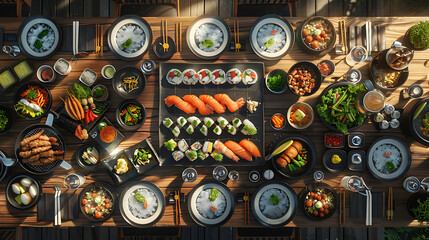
[287,61,322,97]
[116,99,146,130]
[14,81,52,120]
[6,174,42,210]
[78,182,116,222]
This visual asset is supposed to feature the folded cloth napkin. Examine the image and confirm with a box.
[37,193,79,220]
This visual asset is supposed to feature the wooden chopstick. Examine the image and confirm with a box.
[234,19,237,52]
[390,187,394,220]
[95,24,98,53]
[342,21,348,54]
[179,22,182,52]
[243,192,249,224]
[100,25,103,55]
[237,19,240,52]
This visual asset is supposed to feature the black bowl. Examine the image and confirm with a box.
[78,182,116,222]
[14,81,52,120]
[116,99,146,130]
[76,144,101,171]
[6,174,42,210]
[299,183,337,221]
[153,36,176,60]
[296,17,336,56]
[0,104,15,134]
[287,61,322,97]
[323,149,347,173]
[407,192,429,220]
[112,66,146,99]
[407,97,429,147]
[271,133,317,179]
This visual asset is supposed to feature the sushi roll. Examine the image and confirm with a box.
[172,150,185,161]
[241,119,258,136]
[212,69,226,85]
[200,125,208,136]
[226,124,237,135]
[217,117,229,129]
[186,125,195,134]
[187,116,201,127]
[163,118,174,128]
[182,69,199,85]
[202,141,213,153]
[191,141,203,151]
[213,125,222,135]
[171,126,181,138]
[164,139,177,151]
[185,149,198,161]
[242,69,258,85]
[166,69,183,85]
[211,150,223,162]
[177,116,187,128]
[198,69,213,85]
[197,150,208,160]
[204,117,215,128]
[226,68,242,84]
[178,139,189,152]
[232,117,242,128]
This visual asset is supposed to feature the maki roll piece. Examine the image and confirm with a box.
[217,117,229,129]
[197,150,208,160]
[241,119,258,136]
[202,141,213,153]
[242,69,258,85]
[187,116,201,127]
[191,141,203,151]
[204,117,215,128]
[185,149,198,161]
[213,125,222,135]
[226,68,242,84]
[198,69,213,85]
[171,126,181,138]
[182,69,199,85]
[211,149,223,162]
[200,125,208,136]
[186,125,195,135]
[212,69,226,85]
[176,116,187,128]
[178,139,189,152]
[232,117,242,128]
[172,150,185,161]
[226,124,237,135]
[166,69,183,85]
[164,139,177,151]
[163,118,174,128]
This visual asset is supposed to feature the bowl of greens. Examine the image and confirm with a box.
[91,84,109,102]
[116,99,146,130]
[316,82,366,133]
[0,104,14,134]
[265,69,288,94]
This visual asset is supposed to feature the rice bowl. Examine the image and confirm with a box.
[116,24,146,54]
[259,188,289,219]
[128,188,158,219]
[195,188,226,219]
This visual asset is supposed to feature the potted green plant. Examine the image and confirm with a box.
[407,192,429,224]
[406,21,429,50]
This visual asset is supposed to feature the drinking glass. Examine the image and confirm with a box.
[64,172,86,190]
[346,46,368,66]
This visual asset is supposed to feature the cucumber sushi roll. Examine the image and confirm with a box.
[226,68,242,84]
[187,116,201,127]
[185,125,195,134]
[217,116,229,129]
[242,69,258,85]
[204,117,215,128]
[241,119,257,136]
[171,126,181,137]
[166,69,183,85]
[212,69,226,85]
[185,149,198,161]
[182,69,199,85]
[213,125,222,135]
[177,116,187,128]
[198,69,213,85]
[226,124,237,135]
[232,117,242,128]
[200,125,208,136]
[163,118,174,128]
[172,151,185,161]
[178,139,189,152]
[197,150,208,160]
[191,141,203,151]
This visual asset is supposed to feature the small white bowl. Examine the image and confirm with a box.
[79,68,97,86]
[36,65,56,83]
[101,65,116,80]
[53,58,71,76]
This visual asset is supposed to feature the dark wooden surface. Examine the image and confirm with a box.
[0,16,428,228]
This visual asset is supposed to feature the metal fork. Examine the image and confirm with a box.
[53,186,61,227]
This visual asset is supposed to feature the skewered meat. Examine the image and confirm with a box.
[38,135,50,141]
[20,130,44,146]
[31,156,63,165]
[28,140,51,149]
[19,146,52,158]
[22,150,64,164]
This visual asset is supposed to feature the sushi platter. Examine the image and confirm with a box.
[159,62,265,166]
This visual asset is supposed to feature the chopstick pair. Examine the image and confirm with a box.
[387,187,394,220]
[339,20,347,54]
[95,24,103,54]
[244,192,249,224]
[175,22,182,52]
[234,19,241,52]
[339,191,346,225]
[161,19,169,52]
[174,190,181,225]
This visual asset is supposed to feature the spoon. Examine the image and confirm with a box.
[0,156,16,167]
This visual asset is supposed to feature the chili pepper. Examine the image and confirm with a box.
[384,152,391,157]
[341,116,347,123]
[335,92,339,103]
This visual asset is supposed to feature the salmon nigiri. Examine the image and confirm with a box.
[213,140,240,162]
[199,95,225,114]
[239,139,261,158]
[224,140,252,161]
[214,94,245,112]
[164,95,196,114]
[183,95,214,115]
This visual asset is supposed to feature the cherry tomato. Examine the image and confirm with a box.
[324,204,329,209]
[320,30,326,35]
[320,199,325,204]
[319,213,325,217]
[311,40,320,49]
[321,33,328,39]
[319,207,324,212]
[324,209,329,214]
[302,29,309,36]
[315,35,324,42]
[82,199,88,205]
[105,203,111,209]
[316,24,323,29]
[305,35,313,43]
[316,195,322,201]
[83,206,89,213]
[104,198,110,203]
[96,206,102,211]
[313,210,319,216]
[322,194,328,199]
[92,193,97,198]
[306,200,313,207]
[95,211,103,219]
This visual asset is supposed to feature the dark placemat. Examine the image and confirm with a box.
[60,25,109,53]
[37,193,79,221]
[89,117,125,153]
[348,25,385,52]
[349,192,384,219]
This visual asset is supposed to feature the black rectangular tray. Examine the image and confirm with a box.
[101,138,160,185]
[159,62,265,166]
[89,117,124,153]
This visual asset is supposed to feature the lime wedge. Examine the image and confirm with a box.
[264,38,275,48]
[272,140,293,156]
[413,102,427,120]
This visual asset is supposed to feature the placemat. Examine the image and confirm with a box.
[37,193,79,221]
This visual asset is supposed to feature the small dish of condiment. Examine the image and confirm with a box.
[37,65,56,83]
[323,149,347,172]
[54,58,71,75]
[271,113,286,130]
[101,65,116,80]
[317,59,335,77]
[287,102,314,129]
[12,60,34,81]
[0,68,18,91]
[79,68,97,86]
[324,132,345,148]
[91,84,109,101]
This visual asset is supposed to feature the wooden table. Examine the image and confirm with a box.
[0,16,428,228]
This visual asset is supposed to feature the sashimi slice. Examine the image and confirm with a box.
[239,139,261,158]
[224,140,252,161]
